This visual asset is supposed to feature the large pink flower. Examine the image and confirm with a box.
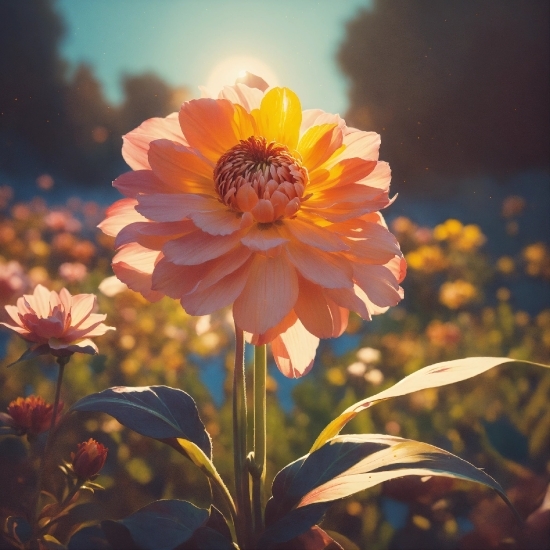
[1,284,114,364]
[99,74,405,377]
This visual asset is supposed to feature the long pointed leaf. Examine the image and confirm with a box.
[70,385,212,457]
[262,434,519,548]
[311,358,548,452]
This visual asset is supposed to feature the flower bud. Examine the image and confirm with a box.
[71,439,108,480]
[4,396,63,439]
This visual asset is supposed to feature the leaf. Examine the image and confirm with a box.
[272,526,345,550]
[70,386,212,457]
[68,525,112,550]
[262,434,519,547]
[6,344,50,368]
[102,500,209,550]
[311,357,549,452]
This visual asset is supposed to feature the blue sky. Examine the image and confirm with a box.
[57,0,370,116]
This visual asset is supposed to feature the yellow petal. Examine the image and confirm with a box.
[256,87,302,150]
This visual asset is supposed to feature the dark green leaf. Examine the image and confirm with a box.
[70,386,211,457]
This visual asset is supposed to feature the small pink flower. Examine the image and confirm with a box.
[71,438,108,480]
[1,395,64,439]
[1,284,115,364]
[58,262,88,283]
[0,260,29,306]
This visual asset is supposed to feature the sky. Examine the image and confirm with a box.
[57,0,370,116]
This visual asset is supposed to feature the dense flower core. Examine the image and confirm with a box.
[214,136,308,223]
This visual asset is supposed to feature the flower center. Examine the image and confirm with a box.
[214,136,309,223]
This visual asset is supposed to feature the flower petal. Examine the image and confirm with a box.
[219,82,264,112]
[271,318,319,378]
[234,72,269,92]
[283,218,348,252]
[233,253,299,334]
[122,113,186,170]
[148,139,215,195]
[112,244,163,302]
[113,169,177,198]
[180,260,252,316]
[354,263,404,309]
[309,157,377,193]
[286,241,353,289]
[162,229,243,265]
[115,220,195,250]
[241,223,288,252]
[69,294,97,326]
[294,277,348,339]
[136,193,221,223]
[179,98,256,163]
[256,87,302,150]
[98,198,148,237]
[297,123,343,171]
[151,257,207,299]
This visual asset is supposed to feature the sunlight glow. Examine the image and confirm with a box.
[205,56,278,95]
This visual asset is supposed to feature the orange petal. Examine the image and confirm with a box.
[293,278,348,339]
[122,113,186,170]
[271,318,319,378]
[246,310,298,346]
[256,87,302,150]
[188,208,242,236]
[194,246,252,292]
[336,129,381,162]
[283,218,348,252]
[309,157,377,193]
[233,253,299,334]
[297,123,343,171]
[136,193,222,223]
[179,99,256,163]
[241,223,288,252]
[163,229,242,266]
[180,260,252,316]
[152,257,210,299]
[113,170,178,198]
[286,240,353,289]
[148,139,215,195]
[115,220,194,250]
[354,263,403,309]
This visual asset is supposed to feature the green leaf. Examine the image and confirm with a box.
[262,434,519,548]
[70,385,212,457]
[101,500,209,550]
[311,357,549,452]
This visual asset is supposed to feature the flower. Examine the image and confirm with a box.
[58,262,88,283]
[70,439,108,480]
[1,395,63,439]
[1,284,114,365]
[99,73,405,377]
[0,259,29,306]
[439,280,477,310]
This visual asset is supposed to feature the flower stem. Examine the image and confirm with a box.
[32,355,69,535]
[232,326,251,547]
[251,344,267,536]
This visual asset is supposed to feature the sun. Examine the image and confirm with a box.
[205,56,278,95]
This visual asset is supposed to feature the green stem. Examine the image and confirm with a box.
[32,355,69,535]
[251,344,267,536]
[38,482,81,535]
[232,326,251,547]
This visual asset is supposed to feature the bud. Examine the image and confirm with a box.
[71,439,108,480]
[4,396,63,439]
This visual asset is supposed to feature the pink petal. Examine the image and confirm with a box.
[115,220,195,249]
[353,263,404,309]
[324,286,371,320]
[233,254,299,335]
[356,160,391,189]
[112,243,164,302]
[30,285,54,318]
[300,109,346,136]
[162,229,243,266]
[271,318,319,378]
[194,246,252,291]
[113,169,178,198]
[69,294,96,326]
[285,241,353,289]
[336,130,381,162]
[122,113,186,170]
[180,261,251,316]
[136,193,222,223]
[54,338,99,355]
[151,257,209,299]
[98,198,148,237]
[234,72,269,92]
[218,82,264,112]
